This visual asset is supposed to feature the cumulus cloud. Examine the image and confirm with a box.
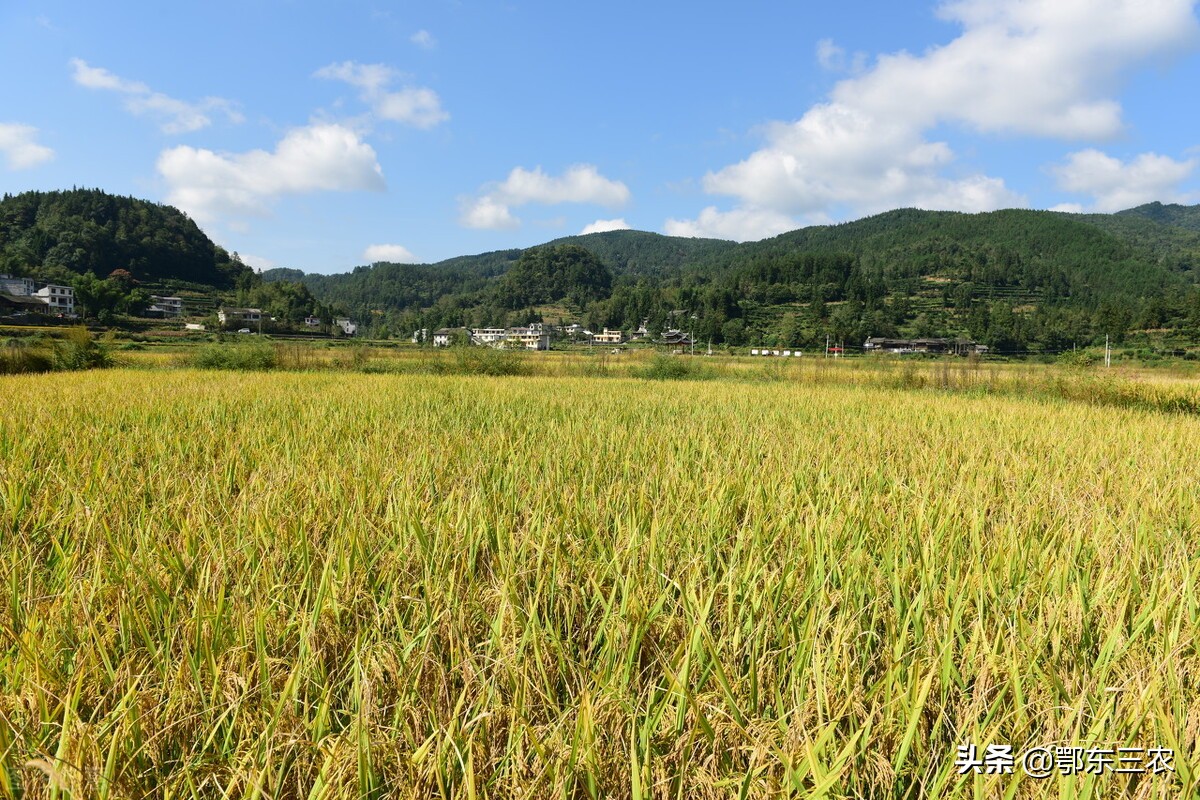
[460,196,520,230]
[580,218,631,234]
[669,0,1198,240]
[363,243,418,263]
[461,165,630,229]
[315,61,448,129]
[664,207,797,241]
[157,123,385,224]
[0,123,54,169]
[1051,148,1197,212]
[70,58,242,134]
[411,30,437,50]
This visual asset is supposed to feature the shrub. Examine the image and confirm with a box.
[189,342,278,370]
[429,346,532,377]
[633,354,714,381]
[1056,349,1096,368]
[51,327,114,371]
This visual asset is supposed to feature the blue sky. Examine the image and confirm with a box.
[2,0,1199,273]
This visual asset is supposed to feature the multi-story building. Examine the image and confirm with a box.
[333,317,358,336]
[470,327,507,346]
[505,326,551,350]
[148,295,184,317]
[0,275,37,297]
[218,307,262,325]
[34,284,75,315]
[592,328,623,344]
[433,327,464,347]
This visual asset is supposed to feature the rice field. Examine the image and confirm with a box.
[2,366,1199,798]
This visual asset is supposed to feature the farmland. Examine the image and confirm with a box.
[2,362,1199,798]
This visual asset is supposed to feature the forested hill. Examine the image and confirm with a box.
[263,203,1200,349]
[714,208,1198,300]
[272,205,1200,310]
[0,189,254,289]
[542,230,738,279]
[1118,201,1200,232]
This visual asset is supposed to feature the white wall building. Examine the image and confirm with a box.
[333,317,358,335]
[148,295,184,317]
[592,328,623,344]
[505,326,551,350]
[0,275,37,296]
[35,284,74,315]
[433,327,466,347]
[218,307,262,325]
[470,327,507,346]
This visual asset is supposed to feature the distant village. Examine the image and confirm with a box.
[2,274,988,357]
[411,321,701,351]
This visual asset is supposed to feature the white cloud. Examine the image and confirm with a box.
[670,0,1198,236]
[239,254,277,270]
[364,243,418,263]
[1049,203,1085,213]
[462,164,630,229]
[815,39,845,71]
[70,58,242,134]
[0,123,54,169]
[157,123,385,225]
[1051,148,1197,212]
[315,61,448,129]
[411,30,437,50]
[581,218,631,234]
[664,207,797,241]
[460,195,520,230]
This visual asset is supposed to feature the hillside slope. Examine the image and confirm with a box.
[0,189,253,289]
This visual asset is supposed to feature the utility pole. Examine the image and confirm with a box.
[825,334,830,359]
[1105,334,1111,368]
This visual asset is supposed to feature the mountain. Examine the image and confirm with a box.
[268,203,1200,351]
[542,230,738,280]
[1117,201,1200,232]
[0,188,254,290]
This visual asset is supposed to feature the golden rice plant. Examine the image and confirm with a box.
[0,367,1198,798]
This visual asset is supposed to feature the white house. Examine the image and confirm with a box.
[433,327,463,347]
[505,326,550,350]
[470,327,507,346]
[218,307,262,325]
[333,317,358,336]
[0,275,37,296]
[35,284,74,315]
[304,316,322,327]
[148,295,184,317]
[592,328,623,344]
